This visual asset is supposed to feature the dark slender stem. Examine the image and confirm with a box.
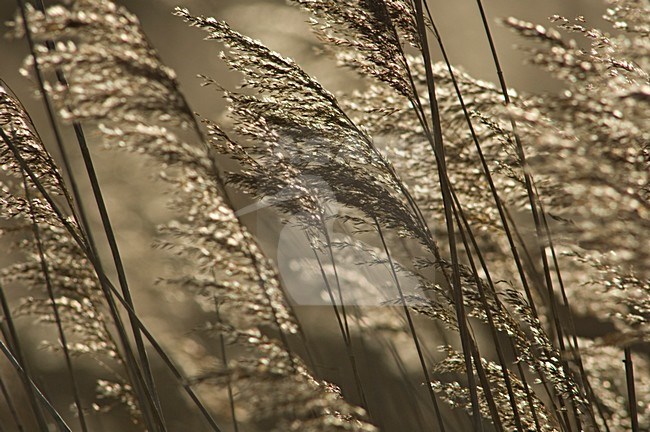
[72,120,167,431]
[537,191,602,429]
[97,275,223,432]
[15,2,164,429]
[214,299,239,432]
[624,347,639,432]
[473,2,587,428]
[0,284,49,431]
[384,340,434,431]
[312,248,349,344]
[0,372,24,432]
[421,2,541,320]
[2,105,161,432]
[418,13,570,427]
[412,1,486,429]
[21,1,166,427]
[23,176,88,432]
[317,219,370,410]
[448,187,524,431]
[0,339,71,432]
[374,217,446,432]
[12,6,85,241]
[322,226,352,344]
[310,246,369,411]
[0,126,223,432]
[417,7,541,429]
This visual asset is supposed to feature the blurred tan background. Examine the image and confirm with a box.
[0,1,608,431]
[0,0,608,123]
